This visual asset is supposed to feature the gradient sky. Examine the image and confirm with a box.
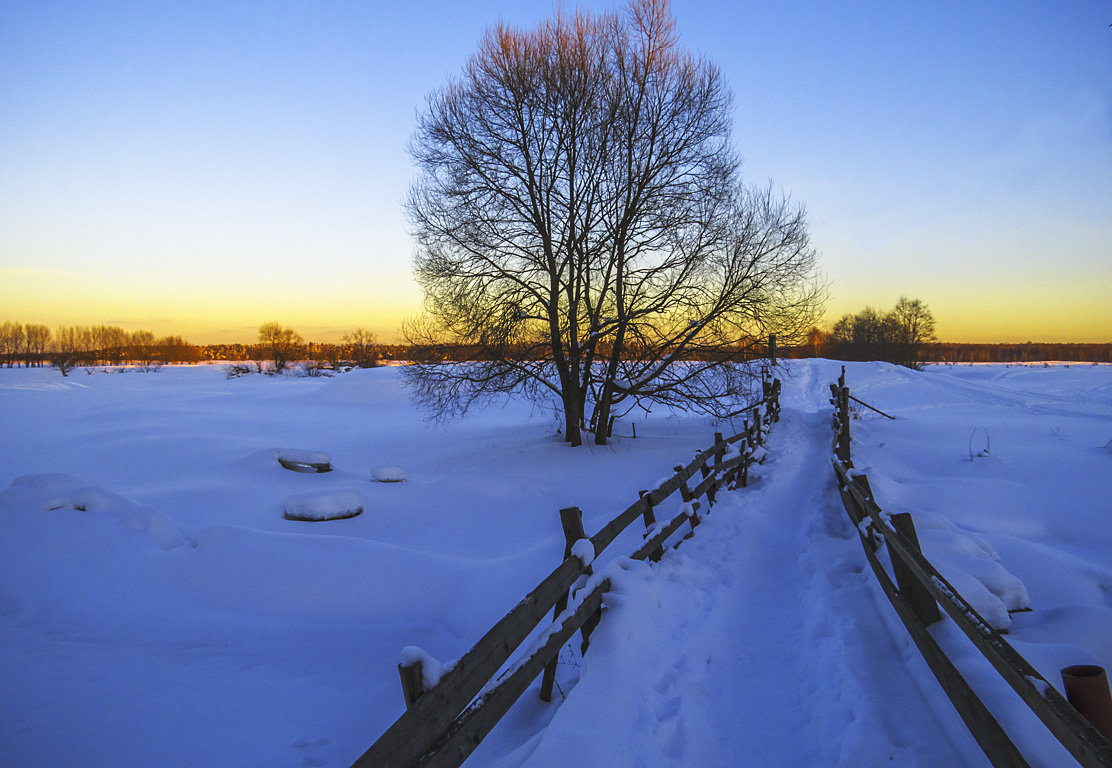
[1,0,1109,344]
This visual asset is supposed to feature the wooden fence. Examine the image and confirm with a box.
[830,368,1112,768]
[348,379,782,768]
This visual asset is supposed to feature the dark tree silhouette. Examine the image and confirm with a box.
[257,322,303,372]
[404,0,824,445]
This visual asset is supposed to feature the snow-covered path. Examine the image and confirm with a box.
[497,368,983,767]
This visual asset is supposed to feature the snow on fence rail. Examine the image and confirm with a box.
[829,369,1112,768]
[349,379,782,768]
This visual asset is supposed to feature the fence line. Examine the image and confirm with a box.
[830,369,1112,768]
[350,379,782,768]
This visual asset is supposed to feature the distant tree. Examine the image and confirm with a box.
[830,297,935,368]
[153,335,200,364]
[404,0,824,446]
[50,326,84,376]
[342,328,379,368]
[257,322,303,372]
[24,324,50,367]
[0,322,24,367]
[888,296,936,369]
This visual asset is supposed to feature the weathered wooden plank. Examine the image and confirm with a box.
[848,393,896,420]
[591,446,715,556]
[888,509,943,626]
[691,467,720,501]
[540,507,590,702]
[699,463,716,505]
[843,491,1030,768]
[834,460,1112,767]
[349,555,588,768]
[589,494,653,557]
[632,510,689,562]
[353,413,777,768]
[639,490,664,562]
[419,582,611,768]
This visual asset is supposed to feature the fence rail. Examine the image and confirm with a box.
[351,379,782,768]
[830,369,1112,768]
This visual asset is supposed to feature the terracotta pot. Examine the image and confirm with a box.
[1062,665,1112,741]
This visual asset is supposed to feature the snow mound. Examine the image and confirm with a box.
[372,465,407,483]
[914,517,1030,631]
[0,474,190,549]
[282,490,365,521]
[277,449,332,473]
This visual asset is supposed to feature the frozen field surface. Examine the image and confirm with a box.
[1,360,1109,767]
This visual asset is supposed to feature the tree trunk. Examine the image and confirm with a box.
[564,391,583,446]
[593,386,612,446]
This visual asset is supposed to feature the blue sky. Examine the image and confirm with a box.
[1,0,1109,343]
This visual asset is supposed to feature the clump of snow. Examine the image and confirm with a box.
[372,466,407,483]
[282,490,365,521]
[399,646,455,690]
[570,538,595,567]
[277,449,332,473]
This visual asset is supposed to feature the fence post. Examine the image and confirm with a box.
[639,489,663,562]
[675,465,701,531]
[711,432,725,496]
[540,506,590,703]
[887,509,942,626]
[398,660,425,709]
[768,334,777,366]
[699,462,714,505]
[837,385,852,464]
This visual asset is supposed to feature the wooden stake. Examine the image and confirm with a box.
[889,510,942,626]
[639,490,663,562]
[398,660,424,709]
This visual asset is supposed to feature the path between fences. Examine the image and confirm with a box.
[444,379,983,767]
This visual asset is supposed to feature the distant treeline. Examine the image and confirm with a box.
[0,322,201,368]
[782,340,1112,363]
[3,320,1108,370]
[921,342,1112,363]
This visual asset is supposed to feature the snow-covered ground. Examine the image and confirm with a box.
[1,360,1109,767]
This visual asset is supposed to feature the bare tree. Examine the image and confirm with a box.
[888,296,936,369]
[342,328,379,368]
[25,324,50,367]
[0,322,24,367]
[51,326,84,376]
[128,330,156,367]
[257,322,303,372]
[405,0,824,445]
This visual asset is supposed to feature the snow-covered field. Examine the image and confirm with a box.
[1,360,1109,767]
